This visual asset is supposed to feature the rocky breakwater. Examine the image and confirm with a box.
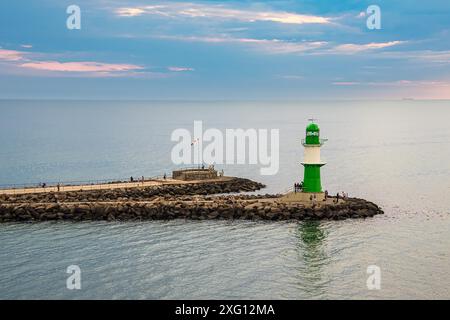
[0,193,383,223]
[0,177,265,204]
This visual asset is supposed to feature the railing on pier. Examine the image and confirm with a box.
[0,164,223,195]
[0,174,168,195]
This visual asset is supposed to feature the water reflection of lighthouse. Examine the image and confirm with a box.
[296,221,328,298]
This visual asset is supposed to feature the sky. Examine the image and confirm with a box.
[0,0,450,100]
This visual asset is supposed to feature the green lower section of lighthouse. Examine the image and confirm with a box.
[302,164,323,193]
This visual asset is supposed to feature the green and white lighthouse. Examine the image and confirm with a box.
[281,119,328,203]
[301,119,326,193]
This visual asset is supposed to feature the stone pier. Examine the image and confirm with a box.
[0,176,383,223]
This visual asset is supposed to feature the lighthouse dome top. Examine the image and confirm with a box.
[306,122,319,132]
[304,121,321,145]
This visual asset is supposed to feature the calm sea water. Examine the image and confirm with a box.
[0,100,449,299]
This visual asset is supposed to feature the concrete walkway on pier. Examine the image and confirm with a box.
[0,177,233,195]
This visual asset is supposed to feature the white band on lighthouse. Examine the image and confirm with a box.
[303,145,322,164]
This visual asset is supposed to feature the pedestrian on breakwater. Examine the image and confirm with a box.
[325,190,328,200]
[57,183,60,192]
[130,176,134,182]
[163,173,167,180]
[312,194,317,208]
[336,192,339,203]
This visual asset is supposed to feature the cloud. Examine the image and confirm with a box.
[356,12,366,18]
[155,34,407,56]
[168,66,194,72]
[116,7,146,17]
[20,61,144,73]
[332,41,404,53]
[21,44,33,49]
[156,35,328,54]
[244,39,327,54]
[381,50,450,64]
[0,49,26,61]
[0,47,148,77]
[115,2,331,25]
[332,80,450,87]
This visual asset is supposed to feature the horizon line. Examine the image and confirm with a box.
[1,98,449,102]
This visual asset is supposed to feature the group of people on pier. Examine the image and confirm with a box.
[294,182,303,192]
[292,182,349,204]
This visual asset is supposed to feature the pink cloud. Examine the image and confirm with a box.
[20,61,144,73]
[0,47,177,78]
[0,48,145,77]
[332,80,450,87]
[0,49,26,61]
[115,3,331,25]
[116,7,147,17]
